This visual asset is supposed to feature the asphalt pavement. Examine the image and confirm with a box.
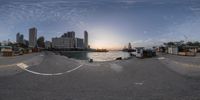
[0,51,200,100]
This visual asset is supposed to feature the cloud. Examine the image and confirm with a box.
[118,0,140,4]
[190,7,200,11]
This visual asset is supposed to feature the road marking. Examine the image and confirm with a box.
[157,57,165,60]
[17,63,83,76]
[66,64,83,73]
[40,55,44,57]
[135,82,144,85]
[16,63,29,69]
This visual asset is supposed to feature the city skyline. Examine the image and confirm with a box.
[0,0,200,49]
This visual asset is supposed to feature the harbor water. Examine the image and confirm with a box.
[60,51,131,61]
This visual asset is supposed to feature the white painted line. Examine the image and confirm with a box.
[17,63,83,76]
[157,57,165,60]
[17,63,29,69]
[40,55,44,57]
[66,64,83,73]
[135,82,144,85]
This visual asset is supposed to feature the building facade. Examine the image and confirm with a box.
[23,40,29,47]
[52,31,88,50]
[52,37,75,49]
[19,34,24,44]
[16,33,20,43]
[61,31,75,38]
[29,27,37,48]
[167,46,178,55]
[84,31,88,49]
[16,33,24,44]
[75,38,84,49]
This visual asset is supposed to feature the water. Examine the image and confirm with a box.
[60,51,131,61]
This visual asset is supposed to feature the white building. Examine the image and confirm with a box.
[29,27,37,48]
[167,46,178,55]
[52,31,88,50]
[52,37,75,49]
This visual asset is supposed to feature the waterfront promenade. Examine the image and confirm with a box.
[0,51,200,100]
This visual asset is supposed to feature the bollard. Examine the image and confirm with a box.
[89,59,93,63]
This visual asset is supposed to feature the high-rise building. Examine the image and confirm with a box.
[52,32,77,49]
[61,31,75,38]
[52,37,75,49]
[52,31,87,50]
[29,27,37,48]
[75,38,84,49]
[23,40,29,47]
[16,33,20,43]
[16,33,24,44]
[84,31,88,49]
[19,34,24,44]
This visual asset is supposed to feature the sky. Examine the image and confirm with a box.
[0,0,200,49]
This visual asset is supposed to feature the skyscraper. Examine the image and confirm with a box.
[16,33,20,43]
[29,27,37,48]
[52,37,75,49]
[61,31,75,38]
[75,38,84,49]
[84,31,88,49]
[16,33,24,44]
[19,34,24,44]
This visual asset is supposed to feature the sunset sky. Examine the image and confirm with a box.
[0,0,200,49]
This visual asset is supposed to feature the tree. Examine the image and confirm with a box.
[164,42,175,46]
[175,40,184,46]
[193,41,200,47]
[185,41,200,47]
[186,42,193,46]
[37,36,45,48]
[164,40,185,47]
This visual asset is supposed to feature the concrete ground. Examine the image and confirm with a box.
[0,52,44,76]
[0,51,200,100]
[158,53,200,76]
[158,53,200,65]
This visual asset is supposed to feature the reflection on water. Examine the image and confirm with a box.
[60,51,131,61]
